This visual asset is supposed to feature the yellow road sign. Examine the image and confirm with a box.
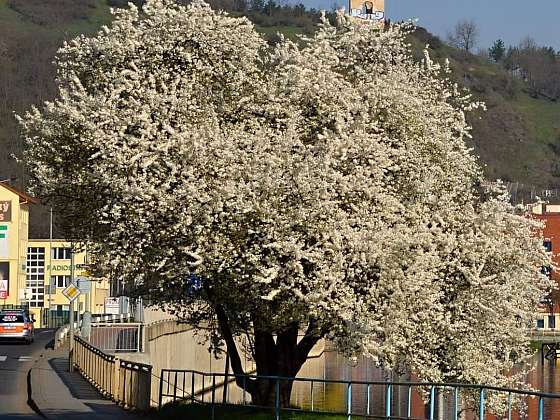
[62,283,81,302]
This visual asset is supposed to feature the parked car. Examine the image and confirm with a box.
[0,309,35,344]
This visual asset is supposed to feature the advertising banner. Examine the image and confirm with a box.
[0,262,9,299]
[0,225,7,258]
[0,201,11,222]
[349,0,385,24]
[105,297,120,314]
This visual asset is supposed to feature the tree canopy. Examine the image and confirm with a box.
[489,39,506,62]
[19,0,552,407]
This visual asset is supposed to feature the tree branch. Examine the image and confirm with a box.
[214,303,255,393]
[294,320,324,373]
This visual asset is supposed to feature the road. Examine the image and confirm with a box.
[0,328,54,419]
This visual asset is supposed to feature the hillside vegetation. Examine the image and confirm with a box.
[410,29,560,189]
[0,0,559,235]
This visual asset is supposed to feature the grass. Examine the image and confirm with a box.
[513,95,560,147]
[60,0,114,37]
[255,25,306,43]
[0,0,111,40]
[154,402,366,420]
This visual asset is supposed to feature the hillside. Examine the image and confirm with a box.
[410,28,560,190]
[0,0,559,235]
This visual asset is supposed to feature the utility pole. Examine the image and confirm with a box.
[48,207,52,327]
[69,243,75,372]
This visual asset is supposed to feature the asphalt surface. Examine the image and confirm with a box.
[0,328,55,419]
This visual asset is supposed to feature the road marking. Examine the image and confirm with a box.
[18,356,32,362]
[0,355,6,362]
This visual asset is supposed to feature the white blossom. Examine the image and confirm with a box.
[18,0,553,406]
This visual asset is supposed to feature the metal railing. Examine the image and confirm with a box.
[54,312,136,349]
[89,323,143,352]
[529,329,560,337]
[158,369,560,419]
[73,336,152,410]
[91,313,135,323]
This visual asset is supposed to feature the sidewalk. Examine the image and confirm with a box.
[30,346,144,419]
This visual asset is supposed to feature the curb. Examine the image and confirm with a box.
[27,361,47,419]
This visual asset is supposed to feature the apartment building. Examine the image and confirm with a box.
[0,182,109,326]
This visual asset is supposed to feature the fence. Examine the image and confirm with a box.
[54,312,135,349]
[505,182,560,205]
[158,369,560,419]
[91,313,135,323]
[72,336,152,410]
[88,322,143,352]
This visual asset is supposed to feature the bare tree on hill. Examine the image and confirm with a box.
[448,19,479,53]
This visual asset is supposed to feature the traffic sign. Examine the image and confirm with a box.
[62,283,81,302]
[18,287,32,300]
[76,276,91,293]
[0,291,6,300]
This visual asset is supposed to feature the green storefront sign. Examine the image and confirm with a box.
[47,264,87,272]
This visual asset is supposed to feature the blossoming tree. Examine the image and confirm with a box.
[19,0,552,407]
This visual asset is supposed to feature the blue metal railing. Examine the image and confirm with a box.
[158,368,560,419]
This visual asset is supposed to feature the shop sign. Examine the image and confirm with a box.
[0,262,8,299]
[47,264,87,272]
[0,201,11,222]
[0,226,7,259]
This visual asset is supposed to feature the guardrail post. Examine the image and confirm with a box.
[158,371,165,409]
[429,386,435,420]
[347,382,352,420]
[192,372,195,404]
[385,383,392,418]
[137,365,151,411]
[507,392,512,420]
[173,371,178,403]
[275,378,280,420]
[407,385,412,418]
[453,386,459,420]
[310,380,314,412]
[366,384,371,416]
[242,375,246,405]
[113,357,121,404]
[212,374,216,420]
[479,388,485,420]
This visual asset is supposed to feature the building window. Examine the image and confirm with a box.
[51,275,70,289]
[53,304,69,314]
[549,315,556,329]
[52,247,71,260]
[26,247,45,308]
[544,240,553,253]
[537,319,545,329]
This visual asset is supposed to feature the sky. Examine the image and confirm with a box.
[298,0,560,50]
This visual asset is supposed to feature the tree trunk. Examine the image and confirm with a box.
[214,304,323,408]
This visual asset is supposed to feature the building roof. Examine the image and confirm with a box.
[0,182,39,204]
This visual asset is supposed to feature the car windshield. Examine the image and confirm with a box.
[0,314,25,323]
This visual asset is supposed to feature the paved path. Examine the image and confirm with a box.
[30,344,143,419]
[0,328,54,419]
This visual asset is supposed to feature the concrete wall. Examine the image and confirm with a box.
[142,307,176,324]
[120,320,324,406]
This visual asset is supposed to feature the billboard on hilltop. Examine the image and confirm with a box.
[349,0,385,25]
